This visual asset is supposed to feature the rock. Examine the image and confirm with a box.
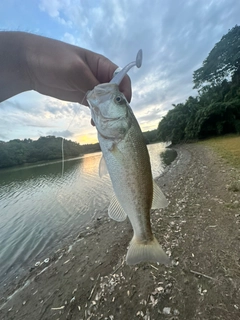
[174,309,180,315]
[70,296,75,304]
[163,307,171,315]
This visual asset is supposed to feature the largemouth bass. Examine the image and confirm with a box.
[87,50,170,265]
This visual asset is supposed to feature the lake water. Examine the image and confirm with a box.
[0,143,175,288]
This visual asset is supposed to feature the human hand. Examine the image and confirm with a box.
[23,33,132,105]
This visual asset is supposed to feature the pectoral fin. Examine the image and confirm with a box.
[152,180,168,209]
[99,156,108,177]
[108,195,127,222]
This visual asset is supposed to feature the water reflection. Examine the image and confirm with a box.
[81,152,101,176]
[0,143,176,289]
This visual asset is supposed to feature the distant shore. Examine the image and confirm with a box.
[1,143,240,320]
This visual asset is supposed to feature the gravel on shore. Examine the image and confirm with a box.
[1,143,240,320]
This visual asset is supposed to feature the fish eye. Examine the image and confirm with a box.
[114,95,125,105]
[116,96,121,102]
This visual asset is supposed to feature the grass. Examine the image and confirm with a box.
[199,134,240,168]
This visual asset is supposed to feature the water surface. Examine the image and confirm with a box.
[0,143,176,287]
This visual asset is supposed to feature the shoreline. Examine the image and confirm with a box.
[1,143,240,320]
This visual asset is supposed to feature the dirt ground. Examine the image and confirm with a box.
[0,143,240,320]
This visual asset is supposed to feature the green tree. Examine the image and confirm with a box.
[0,136,83,168]
[157,26,240,144]
[193,25,240,89]
[157,103,189,144]
[143,129,158,144]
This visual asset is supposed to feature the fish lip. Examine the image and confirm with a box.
[98,131,115,140]
[91,106,122,122]
[99,110,128,122]
[97,129,123,141]
[101,115,121,122]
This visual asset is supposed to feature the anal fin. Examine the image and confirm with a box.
[152,180,168,209]
[108,194,127,222]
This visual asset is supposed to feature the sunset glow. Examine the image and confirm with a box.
[1,1,239,143]
[76,134,98,145]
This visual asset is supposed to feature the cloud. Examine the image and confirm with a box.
[0,133,7,140]
[39,0,63,17]
[39,0,73,26]
[48,0,240,110]
[1,0,240,142]
[46,129,73,138]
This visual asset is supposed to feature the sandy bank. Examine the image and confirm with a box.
[1,143,240,320]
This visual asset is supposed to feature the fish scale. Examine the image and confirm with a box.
[87,50,170,265]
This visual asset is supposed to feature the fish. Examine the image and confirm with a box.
[87,50,170,265]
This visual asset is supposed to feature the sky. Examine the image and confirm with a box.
[0,0,240,144]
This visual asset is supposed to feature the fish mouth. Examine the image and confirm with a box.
[98,130,116,140]
[100,115,121,122]
[91,105,123,122]
[99,107,129,122]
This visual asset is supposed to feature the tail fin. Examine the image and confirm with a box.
[126,236,170,265]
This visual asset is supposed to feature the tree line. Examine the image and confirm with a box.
[0,130,160,169]
[0,136,82,168]
[157,25,240,144]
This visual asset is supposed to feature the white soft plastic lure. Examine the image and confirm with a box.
[87,50,170,265]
